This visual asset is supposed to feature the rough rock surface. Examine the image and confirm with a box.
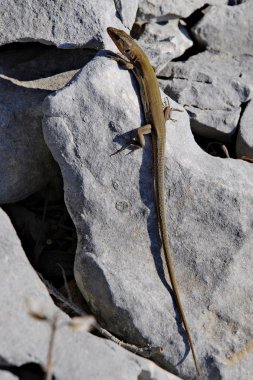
[192,2,253,55]
[0,46,96,205]
[0,72,73,204]
[136,20,193,70]
[0,207,180,380]
[0,43,96,81]
[0,0,138,49]
[0,76,56,204]
[158,50,253,141]
[236,100,253,158]
[43,54,253,379]
[0,372,18,380]
[137,0,227,20]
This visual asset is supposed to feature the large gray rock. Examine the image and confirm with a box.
[158,50,253,141]
[0,207,180,380]
[43,54,253,379]
[192,2,253,55]
[0,0,138,49]
[236,100,253,158]
[136,20,193,70]
[137,0,227,20]
[0,372,18,380]
[0,76,55,204]
[0,68,80,205]
[0,43,96,81]
[0,43,96,205]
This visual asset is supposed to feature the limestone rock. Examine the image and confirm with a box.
[192,2,253,55]
[136,20,193,70]
[43,54,253,379]
[0,0,138,49]
[0,44,96,204]
[0,73,71,205]
[137,0,227,20]
[158,50,253,141]
[0,44,96,81]
[236,100,253,158]
[0,76,56,204]
[0,207,180,380]
[0,372,18,380]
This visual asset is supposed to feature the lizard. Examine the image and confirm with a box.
[107,26,200,376]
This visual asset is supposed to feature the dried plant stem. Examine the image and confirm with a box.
[96,324,162,357]
[57,263,72,302]
[39,273,162,358]
[45,313,58,380]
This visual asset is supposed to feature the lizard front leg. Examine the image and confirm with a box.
[107,53,134,70]
[163,105,173,121]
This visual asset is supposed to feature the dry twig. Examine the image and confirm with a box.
[38,273,163,358]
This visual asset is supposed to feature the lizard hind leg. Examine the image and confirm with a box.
[110,124,152,157]
[136,124,152,148]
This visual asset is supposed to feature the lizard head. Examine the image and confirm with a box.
[107,27,138,62]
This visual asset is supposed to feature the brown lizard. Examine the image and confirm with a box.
[107,26,200,375]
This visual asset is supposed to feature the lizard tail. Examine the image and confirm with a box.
[155,142,200,376]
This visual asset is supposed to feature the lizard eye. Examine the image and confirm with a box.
[124,49,130,53]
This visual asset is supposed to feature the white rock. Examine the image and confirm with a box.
[0,44,96,204]
[0,76,56,204]
[0,70,81,205]
[236,100,253,158]
[158,50,253,141]
[0,44,96,81]
[0,0,138,49]
[0,207,181,380]
[0,372,18,380]
[185,106,241,140]
[137,0,227,20]
[43,54,253,379]
[192,2,253,55]
[136,20,193,70]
